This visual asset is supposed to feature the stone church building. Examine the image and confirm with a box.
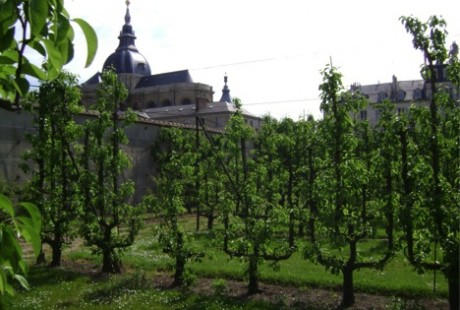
[0,2,262,202]
[81,2,261,131]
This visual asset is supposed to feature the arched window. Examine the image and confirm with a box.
[413,88,423,100]
[181,98,192,105]
[161,99,172,107]
[377,92,388,102]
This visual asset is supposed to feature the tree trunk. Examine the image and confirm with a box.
[445,261,459,310]
[247,254,260,295]
[207,211,214,230]
[174,232,186,286]
[448,276,459,310]
[341,264,355,308]
[49,239,62,267]
[35,247,46,265]
[102,249,121,273]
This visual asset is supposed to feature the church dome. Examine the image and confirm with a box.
[102,2,151,76]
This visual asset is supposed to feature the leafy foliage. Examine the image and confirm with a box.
[147,127,203,286]
[400,15,459,310]
[219,101,295,295]
[22,70,83,267]
[0,0,97,106]
[307,64,395,308]
[80,69,141,273]
[0,194,41,296]
[0,0,97,301]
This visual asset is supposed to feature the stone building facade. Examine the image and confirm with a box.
[350,56,459,126]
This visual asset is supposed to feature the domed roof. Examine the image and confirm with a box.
[102,2,151,76]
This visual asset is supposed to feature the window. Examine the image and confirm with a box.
[161,99,171,107]
[377,92,388,102]
[397,107,406,115]
[413,89,423,100]
[359,110,367,121]
[147,101,156,108]
[181,98,192,105]
[375,109,381,121]
[137,63,146,72]
[397,91,406,102]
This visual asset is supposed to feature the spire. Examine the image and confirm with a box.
[117,0,137,51]
[219,73,232,103]
[102,0,151,76]
[125,0,131,24]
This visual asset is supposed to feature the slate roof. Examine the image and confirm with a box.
[83,72,102,86]
[358,79,425,103]
[135,70,193,88]
[142,101,257,119]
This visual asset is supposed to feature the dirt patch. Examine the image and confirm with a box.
[53,260,448,310]
[150,272,449,310]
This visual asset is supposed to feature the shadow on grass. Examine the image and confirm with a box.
[27,265,84,287]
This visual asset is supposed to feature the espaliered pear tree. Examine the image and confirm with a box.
[148,127,203,287]
[22,70,83,267]
[80,69,142,274]
[399,15,459,310]
[307,64,394,308]
[220,101,295,295]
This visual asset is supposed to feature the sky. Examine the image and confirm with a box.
[60,0,460,120]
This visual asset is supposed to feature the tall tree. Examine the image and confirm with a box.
[308,64,394,308]
[148,127,202,286]
[80,69,141,274]
[22,70,82,267]
[196,131,225,230]
[400,15,459,310]
[220,102,295,295]
[294,116,320,240]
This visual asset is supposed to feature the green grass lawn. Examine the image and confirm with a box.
[7,214,448,309]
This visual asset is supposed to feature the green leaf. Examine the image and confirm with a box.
[12,77,30,97]
[28,40,47,57]
[13,274,30,291]
[22,61,46,81]
[43,39,63,72]
[58,38,74,65]
[18,202,42,232]
[72,18,98,67]
[0,56,15,65]
[0,64,16,75]
[29,0,48,37]
[0,27,15,52]
[56,12,71,43]
[0,267,6,295]
[0,194,14,217]
[2,49,18,63]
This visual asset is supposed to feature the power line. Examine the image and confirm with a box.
[243,97,320,106]
[189,54,316,71]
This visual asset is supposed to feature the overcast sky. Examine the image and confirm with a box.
[62,0,460,120]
